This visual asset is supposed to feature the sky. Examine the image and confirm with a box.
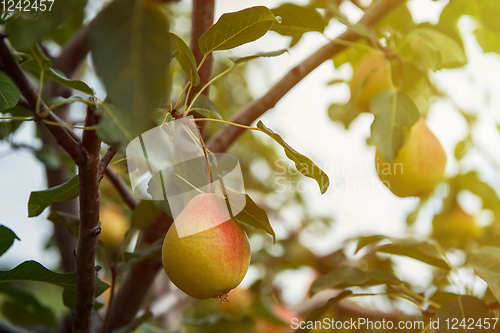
[1,0,500,313]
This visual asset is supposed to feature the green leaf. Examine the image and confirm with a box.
[297,291,352,333]
[0,104,32,140]
[199,6,279,54]
[270,3,325,45]
[21,59,94,95]
[28,175,79,217]
[94,103,136,152]
[112,311,153,333]
[474,24,500,54]
[0,284,57,327]
[435,296,495,332]
[310,266,400,295]
[376,241,450,270]
[332,39,372,68]
[170,33,200,86]
[234,194,276,243]
[131,200,162,229]
[370,89,421,163]
[190,95,224,127]
[0,72,21,112]
[454,139,469,160]
[376,1,415,36]
[90,0,171,131]
[47,2,86,46]
[0,225,20,257]
[469,246,500,304]
[327,102,360,129]
[229,49,288,65]
[0,261,109,309]
[401,28,467,70]
[5,0,86,50]
[257,121,330,194]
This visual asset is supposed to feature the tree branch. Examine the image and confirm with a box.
[0,35,87,165]
[73,102,101,333]
[103,169,139,210]
[206,0,405,153]
[187,0,215,130]
[99,147,118,181]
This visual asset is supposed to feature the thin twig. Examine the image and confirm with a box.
[99,147,118,182]
[103,168,139,210]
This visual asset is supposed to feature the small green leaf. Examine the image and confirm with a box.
[0,284,57,328]
[5,0,86,50]
[189,95,225,128]
[454,139,469,160]
[0,261,109,309]
[455,171,500,211]
[90,0,171,130]
[47,211,80,239]
[0,225,20,257]
[435,296,495,332]
[297,291,352,333]
[131,200,162,229]
[469,246,500,304]
[370,89,421,163]
[0,72,21,112]
[310,266,400,295]
[199,6,279,54]
[270,3,325,46]
[170,33,200,86]
[235,194,276,243]
[229,49,288,65]
[21,59,94,95]
[327,102,360,129]
[257,121,329,194]
[28,175,79,217]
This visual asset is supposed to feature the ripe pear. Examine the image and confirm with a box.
[375,118,447,197]
[99,204,129,247]
[432,205,483,249]
[350,53,392,113]
[161,193,251,300]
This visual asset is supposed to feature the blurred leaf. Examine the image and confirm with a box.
[0,261,109,309]
[370,89,420,162]
[21,59,94,95]
[95,103,136,152]
[0,72,21,112]
[376,2,415,36]
[250,297,285,325]
[131,200,162,229]
[0,284,57,327]
[332,40,372,68]
[310,266,400,295]
[429,291,461,307]
[181,313,254,333]
[5,0,86,50]
[469,246,500,304]
[47,2,85,46]
[199,6,279,54]
[234,194,275,243]
[124,239,162,262]
[435,296,495,332]
[90,0,171,133]
[257,121,330,194]
[401,28,467,70]
[474,25,500,54]
[455,172,500,212]
[327,102,360,129]
[113,311,153,333]
[170,32,200,86]
[376,241,450,270]
[454,139,469,160]
[270,3,325,45]
[0,225,20,257]
[28,175,79,217]
[297,290,352,333]
[47,211,79,239]
[230,49,288,65]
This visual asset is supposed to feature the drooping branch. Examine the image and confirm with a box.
[99,147,118,181]
[0,35,87,166]
[206,0,405,153]
[73,103,101,332]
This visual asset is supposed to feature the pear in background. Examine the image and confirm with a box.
[375,118,447,197]
[433,205,483,249]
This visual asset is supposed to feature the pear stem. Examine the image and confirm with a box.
[196,125,213,188]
